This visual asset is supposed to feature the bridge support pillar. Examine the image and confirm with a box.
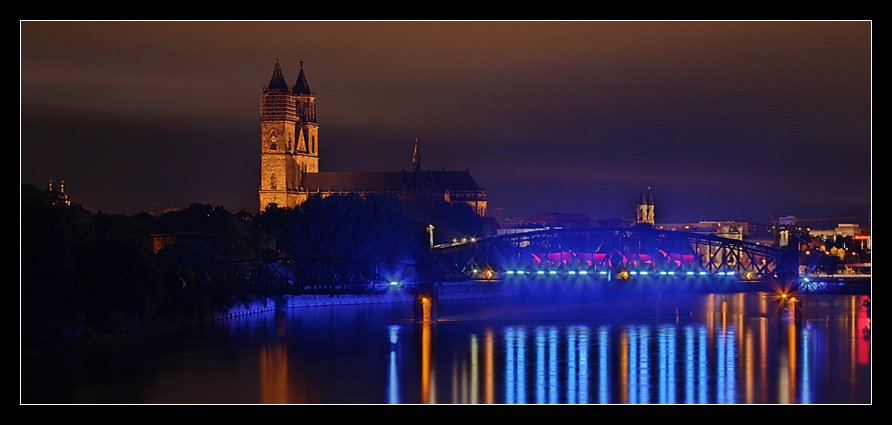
[413,283,438,322]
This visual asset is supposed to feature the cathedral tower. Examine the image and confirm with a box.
[259,59,319,210]
[256,60,487,217]
[636,187,655,226]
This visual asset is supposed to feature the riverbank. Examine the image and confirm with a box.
[216,280,511,319]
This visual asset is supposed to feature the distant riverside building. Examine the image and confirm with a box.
[497,188,864,252]
[258,59,487,216]
[656,221,749,241]
[809,222,870,251]
[809,223,862,238]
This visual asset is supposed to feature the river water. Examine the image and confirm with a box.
[23,282,871,404]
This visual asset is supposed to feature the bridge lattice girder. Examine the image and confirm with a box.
[432,227,797,279]
[197,257,417,295]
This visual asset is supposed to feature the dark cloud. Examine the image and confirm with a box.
[21,20,871,225]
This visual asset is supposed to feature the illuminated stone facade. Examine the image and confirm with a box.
[259,60,487,216]
[259,59,319,209]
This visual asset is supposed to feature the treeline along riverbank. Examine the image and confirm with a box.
[21,183,491,352]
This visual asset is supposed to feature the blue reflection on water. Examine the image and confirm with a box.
[22,289,870,404]
[658,325,676,404]
[499,323,723,404]
[566,326,589,404]
[396,289,864,405]
[504,326,526,404]
[717,325,737,404]
[801,326,812,404]
[387,325,401,404]
[454,319,763,404]
[597,326,609,404]
[534,326,559,404]
[683,325,708,404]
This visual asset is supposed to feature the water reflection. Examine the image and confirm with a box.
[23,290,870,404]
[259,342,289,403]
[488,322,717,404]
[398,292,870,404]
[387,325,401,404]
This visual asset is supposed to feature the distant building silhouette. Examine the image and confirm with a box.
[258,59,487,216]
[522,211,593,228]
[47,179,70,206]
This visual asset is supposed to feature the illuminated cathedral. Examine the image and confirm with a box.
[258,59,487,216]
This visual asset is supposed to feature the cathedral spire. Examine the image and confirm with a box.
[413,139,422,171]
[639,186,654,206]
[266,58,289,92]
[292,60,313,95]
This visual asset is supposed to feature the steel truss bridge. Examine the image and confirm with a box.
[195,228,800,297]
[431,227,799,282]
[197,257,417,295]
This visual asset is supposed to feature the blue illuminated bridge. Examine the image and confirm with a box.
[432,227,799,284]
[195,227,873,322]
[199,227,801,297]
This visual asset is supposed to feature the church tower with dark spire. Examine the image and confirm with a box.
[636,187,655,227]
[259,59,319,210]
[256,59,487,217]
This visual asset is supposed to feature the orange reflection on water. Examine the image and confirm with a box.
[421,322,432,404]
[485,329,495,404]
[260,342,289,404]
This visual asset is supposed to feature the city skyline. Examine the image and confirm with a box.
[20,20,872,226]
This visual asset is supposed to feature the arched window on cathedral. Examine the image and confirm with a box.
[270,172,277,190]
[270,131,278,151]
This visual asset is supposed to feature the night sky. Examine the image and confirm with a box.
[20,21,872,226]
